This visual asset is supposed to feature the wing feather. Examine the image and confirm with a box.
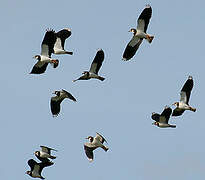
[137,5,152,33]
[89,49,104,74]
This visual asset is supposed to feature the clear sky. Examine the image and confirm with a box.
[0,0,205,180]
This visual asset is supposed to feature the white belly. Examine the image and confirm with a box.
[179,102,190,110]
[136,30,146,38]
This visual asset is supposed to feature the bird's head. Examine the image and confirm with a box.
[129,28,137,35]
[34,151,40,157]
[82,71,89,75]
[26,171,32,176]
[33,55,41,61]
[152,121,159,126]
[172,102,179,107]
[86,136,93,142]
[53,91,60,96]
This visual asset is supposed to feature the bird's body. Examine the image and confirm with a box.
[172,76,196,116]
[84,132,108,162]
[152,106,176,128]
[123,4,153,61]
[26,159,53,179]
[50,89,76,117]
[73,49,105,82]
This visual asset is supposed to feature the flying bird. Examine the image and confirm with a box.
[122,4,154,61]
[73,49,105,82]
[35,146,57,163]
[26,159,53,179]
[53,28,73,55]
[172,76,196,116]
[152,106,176,128]
[30,29,59,74]
[50,89,76,117]
[84,132,109,162]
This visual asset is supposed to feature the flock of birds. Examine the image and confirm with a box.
[26,4,196,179]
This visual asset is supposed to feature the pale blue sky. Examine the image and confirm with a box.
[0,0,205,180]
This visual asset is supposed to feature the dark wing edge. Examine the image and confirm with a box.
[62,89,77,102]
[122,39,143,61]
[84,145,94,161]
[89,49,104,74]
[181,76,193,104]
[160,107,172,122]
[172,108,185,116]
[138,5,152,33]
[50,99,61,117]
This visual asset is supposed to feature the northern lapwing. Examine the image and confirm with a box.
[50,89,76,117]
[84,132,109,162]
[30,29,59,74]
[152,106,176,128]
[73,49,105,82]
[26,159,53,179]
[172,76,196,116]
[35,146,57,163]
[123,5,154,61]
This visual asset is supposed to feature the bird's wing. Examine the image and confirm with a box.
[40,146,57,153]
[151,113,160,122]
[122,36,143,61]
[38,161,53,176]
[89,49,104,74]
[84,145,95,161]
[41,30,56,57]
[30,61,48,74]
[180,76,193,104]
[95,132,107,144]
[137,4,152,33]
[55,29,71,49]
[160,107,172,123]
[50,97,62,117]
[28,159,37,171]
[172,108,185,116]
[62,89,77,102]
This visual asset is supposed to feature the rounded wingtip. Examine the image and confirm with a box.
[188,75,193,80]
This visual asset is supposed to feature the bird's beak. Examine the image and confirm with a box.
[85,137,88,139]
[32,56,36,59]
[152,122,155,125]
[52,92,55,94]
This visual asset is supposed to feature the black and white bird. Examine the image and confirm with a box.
[26,159,53,179]
[172,76,196,116]
[30,29,59,74]
[122,4,154,61]
[73,49,105,82]
[84,132,109,162]
[50,89,76,117]
[53,28,73,55]
[152,106,176,128]
[35,146,57,163]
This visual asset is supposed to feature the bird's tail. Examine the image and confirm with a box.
[49,155,56,159]
[51,59,59,68]
[170,125,176,128]
[98,76,105,81]
[146,34,154,43]
[65,51,73,55]
[190,107,196,112]
[102,146,109,152]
